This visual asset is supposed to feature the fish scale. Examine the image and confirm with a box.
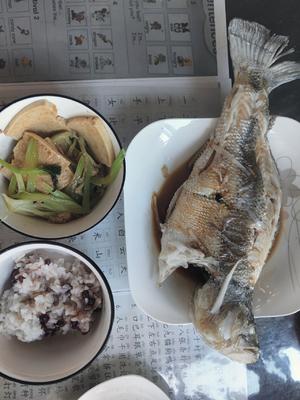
[158,19,300,363]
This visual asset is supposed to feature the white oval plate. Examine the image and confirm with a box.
[125,117,300,323]
[78,375,170,400]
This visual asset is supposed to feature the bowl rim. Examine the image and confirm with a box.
[0,240,115,385]
[78,374,170,400]
[0,93,126,240]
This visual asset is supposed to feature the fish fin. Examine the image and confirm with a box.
[210,259,241,314]
[158,230,218,283]
[267,61,300,92]
[165,184,183,220]
[188,138,211,169]
[228,19,300,93]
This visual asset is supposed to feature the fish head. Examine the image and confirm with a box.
[192,281,259,364]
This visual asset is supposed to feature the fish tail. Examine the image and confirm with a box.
[229,18,300,92]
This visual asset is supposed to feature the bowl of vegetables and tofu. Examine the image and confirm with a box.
[0,95,125,239]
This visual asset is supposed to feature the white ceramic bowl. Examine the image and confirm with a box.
[78,375,170,400]
[0,241,114,384]
[0,94,125,239]
[124,117,300,323]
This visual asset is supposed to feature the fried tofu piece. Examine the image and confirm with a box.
[4,100,67,140]
[12,131,73,190]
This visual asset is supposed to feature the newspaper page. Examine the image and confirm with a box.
[0,0,219,82]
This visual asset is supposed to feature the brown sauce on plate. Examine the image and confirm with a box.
[152,157,193,251]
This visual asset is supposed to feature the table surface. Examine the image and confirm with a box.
[0,1,300,399]
[227,1,300,398]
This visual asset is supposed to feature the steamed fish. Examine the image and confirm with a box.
[158,19,300,363]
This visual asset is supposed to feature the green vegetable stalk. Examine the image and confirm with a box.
[8,175,17,196]
[71,154,85,190]
[82,155,92,213]
[25,138,38,168]
[51,131,75,154]
[0,159,60,178]
[3,190,85,218]
[25,138,39,192]
[15,173,25,193]
[91,149,125,186]
[2,194,57,218]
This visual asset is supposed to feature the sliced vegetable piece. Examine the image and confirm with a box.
[72,154,85,189]
[51,131,74,154]
[51,190,73,200]
[25,138,38,168]
[0,158,61,194]
[2,194,57,218]
[51,190,82,204]
[26,176,36,193]
[8,175,17,196]
[91,149,125,186]
[12,192,49,201]
[41,197,84,215]
[67,136,79,160]
[25,138,39,193]
[78,135,87,155]
[51,131,73,145]
[4,190,85,216]
[15,173,25,193]
[0,159,49,176]
[82,155,93,213]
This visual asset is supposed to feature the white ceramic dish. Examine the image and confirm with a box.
[125,117,300,323]
[78,375,170,400]
[0,241,114,384]
[0,94,125,239]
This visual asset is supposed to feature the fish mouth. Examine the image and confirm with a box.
[222,346,259,364]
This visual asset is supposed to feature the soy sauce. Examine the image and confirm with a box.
[152,158,193,251]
